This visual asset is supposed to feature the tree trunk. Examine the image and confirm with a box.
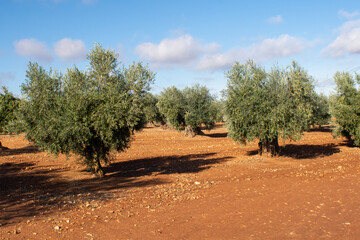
[184,126,204,137]
[258,137,280,157]
[94,156,105,177]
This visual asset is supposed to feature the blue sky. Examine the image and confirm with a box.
[1,0,360,97]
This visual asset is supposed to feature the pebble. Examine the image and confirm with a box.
[54,226,61,230]
[194,181,200,185]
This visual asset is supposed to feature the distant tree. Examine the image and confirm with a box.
[182,85,216,136]
[224,60,315,156]
[17,44,155,176]
[213,99,226,123]
[157,86,186,130]
[0,87,19,132]
[329,71,360,145]
[157,85,217,136]
[142,93,165,126]
[310,93,331,127]
[0,87,20,150]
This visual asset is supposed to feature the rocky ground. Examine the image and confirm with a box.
[0,124,359,239]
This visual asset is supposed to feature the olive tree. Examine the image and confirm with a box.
[310,93,331,127]
[142,93,165,126]
[17,44,155,176]
[157,86,186,130]
[182,85,216,136]
[213,99,226,123]
[329,71,360,145]
[224,60,315,156]
[0,87,19,150]
[157,85,217,136]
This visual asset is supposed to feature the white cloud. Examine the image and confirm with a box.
[135,34,220,67]
[338,10,360,19]
[14,38,53,62]
[136,35,202,65]
[202,42,222,53]
[197,34,306,71]
[253,34,305,59]
[266,15,283,24]
[54,38,87,62]
[322,19,360,58]
[136,33,309,71]
[196,53,235,71]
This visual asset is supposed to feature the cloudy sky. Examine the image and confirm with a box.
[1,0,360,97]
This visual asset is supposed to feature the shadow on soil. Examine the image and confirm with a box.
[307,126,333,133]
[105,153,232,177]
[280,143,340,159]
[205,132,228,138]
[339,139,358,148]
[0,145,39,156]
[0,152,230,227]
[247,143,340,159]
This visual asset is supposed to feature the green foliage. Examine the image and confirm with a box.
[183,85,216,130]
[0,87,20,133]
[310,93,331,127]
[157,85,217,135]
[157,86,186,130]
[142,93,165,125]
[213,99,226,122]
[329,71,360,145]
[224,60,316,155]
[17,44,155,176]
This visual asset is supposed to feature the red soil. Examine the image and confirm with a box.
[1,124,359,239]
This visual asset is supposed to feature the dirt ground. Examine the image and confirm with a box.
[1,124,360,239]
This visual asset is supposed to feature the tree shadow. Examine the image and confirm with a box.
[0,162,67,226]
[308,126,333,133]
[280,143,340,159]
[0,145,39,156]
[205,132,228,138]
[0,162,166,227]
[246,144,340,159]
[246,149,260,156]
[338,139,358,148]
[0,153,230,226]
[104,153,231,178]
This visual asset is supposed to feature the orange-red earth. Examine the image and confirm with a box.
[1,124,359,239]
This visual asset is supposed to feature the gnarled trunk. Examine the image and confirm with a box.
[94,156,105,177]
[184,126,204,137]
[258,137,280,157]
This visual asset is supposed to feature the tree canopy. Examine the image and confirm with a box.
[17,44,155,176]
[0,87,19,133]
[157,85,217,136]
[142,93,165,126]
[310,93,331,127]
[0,87,19,150]
[224,60,316,156]
[330,71,360,146]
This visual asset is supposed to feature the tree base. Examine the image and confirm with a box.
[258,138,280,157]
[184,126,204,137]
[94,157,105,177]
[95,168,105,177]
